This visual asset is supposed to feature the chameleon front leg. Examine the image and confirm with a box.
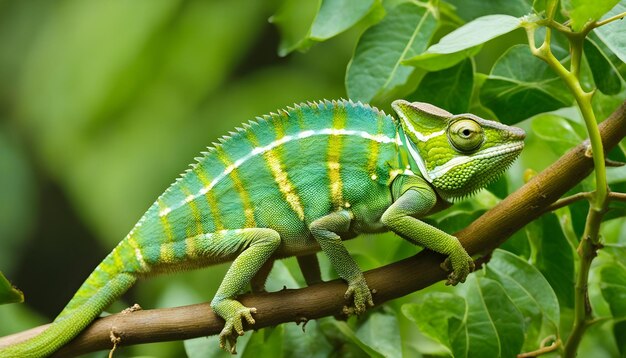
[208,228,281,353]
[381,182,475,285]
[310,210,374,314]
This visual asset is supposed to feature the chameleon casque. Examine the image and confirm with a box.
[1,99,525,356]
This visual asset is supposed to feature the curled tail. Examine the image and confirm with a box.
[0,243,138,358]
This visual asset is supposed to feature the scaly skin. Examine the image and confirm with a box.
[0,99,524,356]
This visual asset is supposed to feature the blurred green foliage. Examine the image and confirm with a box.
[0,0,625,357]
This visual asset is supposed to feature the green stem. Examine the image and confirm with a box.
[563,209,604,357]
[589,11,626,30]
[525,15,610,357]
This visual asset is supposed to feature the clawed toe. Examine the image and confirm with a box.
[214,301,257,354]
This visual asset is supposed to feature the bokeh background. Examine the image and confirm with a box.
[0,1,355,356]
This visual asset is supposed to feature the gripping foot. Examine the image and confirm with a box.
[212,299,257,354]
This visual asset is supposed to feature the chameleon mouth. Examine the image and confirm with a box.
[428,141,525,180]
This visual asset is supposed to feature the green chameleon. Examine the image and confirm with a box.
[0,99,524,356]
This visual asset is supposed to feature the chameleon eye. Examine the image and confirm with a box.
[448,119,484,152]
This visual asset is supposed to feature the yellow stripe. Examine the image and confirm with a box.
[126,236,149,271]
[246,128,305,221]
[367,116,383,179]
[215,148,256,228]
[181,185,204,236]
[328,106,346,209]
[157,199,175,263]
[112,246,124,268]
[181,186,202,258]
[264,150,305,220]
[194,166,225,231]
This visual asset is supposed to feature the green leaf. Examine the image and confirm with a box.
[185,333,251,358]
[346,2,437,103]
[600,265,626,317]
[402,292,467,356]
[599,246,626,318]
[446,0,532,21]
[322,320,385,358]
[480,45,573,124]
[355,311,402,358]
[584,38,623,95]
[529,213,576,308]
[533,0,547,13]
[241,326,284,358]
[0,272,23,305]
[461,275,525,357]
[283,319,333,357]
[403,45,481,71]
[614,321,626,356]
[310,0,383,41]
[565,0,621,32]
[435,209,487,235]
[531,114,584,156]
[425,15,521,55]
[485,175,509,200]
[265,259,300,291]
[603,199,626,221]
[484,250,560,349]
[270,0,321,56]
[408,58,474,113]
[405,276,525,357]
[500,230,531,259]
[595,1,626,63]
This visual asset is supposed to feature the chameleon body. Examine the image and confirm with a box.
[0,99,525,356]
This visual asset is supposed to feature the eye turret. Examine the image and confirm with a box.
[448,119,484,152]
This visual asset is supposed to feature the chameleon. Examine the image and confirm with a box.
[0,99,525,356]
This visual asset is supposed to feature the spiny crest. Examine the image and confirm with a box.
[159,99,393,197]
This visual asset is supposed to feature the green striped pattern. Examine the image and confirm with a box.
[128,100,401,269]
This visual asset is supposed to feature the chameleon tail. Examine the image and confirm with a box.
[0,245,137,358]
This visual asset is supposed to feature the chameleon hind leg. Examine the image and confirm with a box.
[310,210,374,314]
[297,253,322,286]
[249,253,322,293]
[207,228,281,353]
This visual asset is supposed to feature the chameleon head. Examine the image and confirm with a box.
[392,99,525,200]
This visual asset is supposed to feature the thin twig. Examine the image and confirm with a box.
[593,11,626,29]
[517,336,561,357]
[610,192,626,202]
[545,192,591,212]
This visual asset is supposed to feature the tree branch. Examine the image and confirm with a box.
[1,101,625,358]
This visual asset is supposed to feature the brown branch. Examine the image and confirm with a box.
[1,101,625,358]
[610,192,626,202]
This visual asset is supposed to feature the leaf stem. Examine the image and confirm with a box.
[525,7,611,356]
[590,11,626,29]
